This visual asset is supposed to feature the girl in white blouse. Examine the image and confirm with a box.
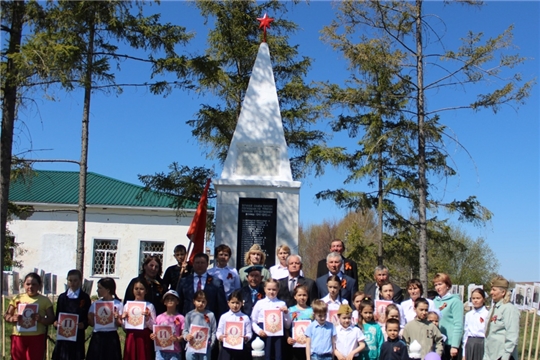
[321,275,348,326]
[462,288,489,360]
[251,278,292,360]
[217,290,252,360]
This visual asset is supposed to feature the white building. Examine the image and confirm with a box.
[8,170,200,295]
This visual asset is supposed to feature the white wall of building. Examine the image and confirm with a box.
[8,204,193,296]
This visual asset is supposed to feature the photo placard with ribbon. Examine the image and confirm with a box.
[57,313,79,341]
[94,301,116,331]
[124,301,146,330]
[154,325,175,351]
[292,320,310,348]
[16,303,38,332]
[188,325,210,354]
[223,321,244,350]
[263,309,283,336]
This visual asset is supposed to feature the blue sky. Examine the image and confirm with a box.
[14,1,539,282]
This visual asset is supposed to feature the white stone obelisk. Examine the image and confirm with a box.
[213,42,301,268]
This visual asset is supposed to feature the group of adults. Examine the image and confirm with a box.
[126,239,519,360]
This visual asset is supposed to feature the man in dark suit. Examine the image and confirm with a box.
[240,265,265,317]
[316,239,358,282]
[176,252,228,321]
[316,252,358,304]
[363,265,403,304]
[277,254,318,307]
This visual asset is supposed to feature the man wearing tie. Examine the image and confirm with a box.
[277,254,318,307]
[176,252,228,321]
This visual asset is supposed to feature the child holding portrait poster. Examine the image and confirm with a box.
[52,269,91,360]
[251,278,292,360]
[150,290,185,360]
[123,279,156,360]
[3,272,55,360]
[183,290,217,360]
[87,278,123,360]
[217,290,252,360]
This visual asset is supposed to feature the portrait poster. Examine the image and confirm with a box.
[327,308,339,326]
[513,284,525,309]
[375,300,393,325]
[94,301,115,331]
[16,303,38,332]
[467,284,483,307]
[458,285,465,303]
[57,313,78,341]
[525,284,534,310]
[533,282,540,315]
[188,325,209,353]
[263,309,283,336]
[154,325,175,351]
[43,273,51,295]
[223,321,244,350]
[292,320,310,348]
[124,301,146,330]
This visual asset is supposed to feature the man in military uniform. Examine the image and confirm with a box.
[484,276,519,360]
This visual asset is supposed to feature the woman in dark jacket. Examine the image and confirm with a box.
[124,255,166,315]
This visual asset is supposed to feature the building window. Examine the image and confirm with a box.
[92,239,118,276]
[139,241,165,269]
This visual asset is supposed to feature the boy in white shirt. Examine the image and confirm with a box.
[208,244,241,297]
[335,304,366,360]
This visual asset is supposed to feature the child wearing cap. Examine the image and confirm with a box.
[150,290,185,360]
[335,304,366,360]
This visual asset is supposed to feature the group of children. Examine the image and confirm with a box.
[4,256,489,360]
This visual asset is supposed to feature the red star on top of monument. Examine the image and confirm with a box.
[257,13,274,43]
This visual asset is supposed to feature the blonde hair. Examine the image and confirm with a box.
[277,244,291,254]
[311,299,328,315]
[244,244,266,266]
[263,278,280,290]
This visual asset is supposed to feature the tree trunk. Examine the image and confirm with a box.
[415,0,429,295]
[76,15,95,275]
[0,0,25,295]
[377,150,384,266]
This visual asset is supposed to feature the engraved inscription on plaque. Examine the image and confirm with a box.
[237,198,277,269]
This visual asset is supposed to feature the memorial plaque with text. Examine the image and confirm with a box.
[237,198,277,268]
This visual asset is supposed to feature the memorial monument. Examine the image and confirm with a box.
[213,16,301,268]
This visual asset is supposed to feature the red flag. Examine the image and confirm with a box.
[186,178,211,264]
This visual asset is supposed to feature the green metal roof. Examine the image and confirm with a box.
[9,170,198,209]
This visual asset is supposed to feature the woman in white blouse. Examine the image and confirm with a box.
[401,278,440,324]
[462,288,489,360]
